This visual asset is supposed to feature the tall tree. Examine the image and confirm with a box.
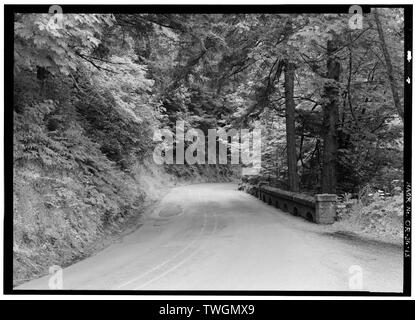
[283,19,300,192]
[374,8,404,120]
[284,60,300,192]
[321,37,341,194]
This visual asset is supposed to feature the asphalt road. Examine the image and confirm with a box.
[16,183,403,292]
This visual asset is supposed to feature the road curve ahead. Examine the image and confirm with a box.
[17,183,403,292]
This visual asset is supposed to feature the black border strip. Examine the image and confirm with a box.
[4,3,15,296]
[0,300,411,318]
[6,289,409,296]
[3,4,412,297]
[403,3,412,297]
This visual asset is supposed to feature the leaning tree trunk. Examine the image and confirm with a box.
[321,39,341,194]
[284,60,300,192]
[374,8,404,121]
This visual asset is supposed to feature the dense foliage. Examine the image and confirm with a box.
[13,10,404,284]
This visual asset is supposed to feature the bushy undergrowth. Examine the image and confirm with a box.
[13,95,148,284]
[335,191,404,243]
[13,112,177,286]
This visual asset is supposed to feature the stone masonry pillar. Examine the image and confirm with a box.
[314,194,337,224]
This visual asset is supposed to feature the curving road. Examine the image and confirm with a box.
[16,183,403,292]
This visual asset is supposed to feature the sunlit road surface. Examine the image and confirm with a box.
[16,183,403,292]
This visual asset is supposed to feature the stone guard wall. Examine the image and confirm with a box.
[253,185,337,224]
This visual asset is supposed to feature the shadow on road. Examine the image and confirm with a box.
[321,231,402,251]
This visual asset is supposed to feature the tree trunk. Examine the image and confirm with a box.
[321,39,341,194]
[374,8,404,120]
[284,60,300,192]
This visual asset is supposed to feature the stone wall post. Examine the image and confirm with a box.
[315,194,337,224]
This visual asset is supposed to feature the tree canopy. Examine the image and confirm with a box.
[14,10,404,194]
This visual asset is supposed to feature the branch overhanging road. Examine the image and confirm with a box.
[16,183,403,292]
